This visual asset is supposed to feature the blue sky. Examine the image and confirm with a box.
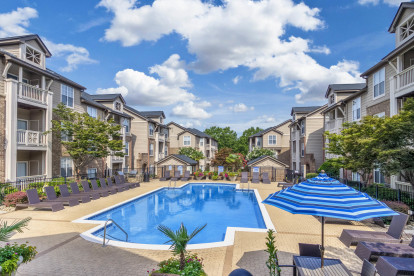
[0,0,405,134]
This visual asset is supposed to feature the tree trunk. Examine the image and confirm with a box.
[179,252,185,270]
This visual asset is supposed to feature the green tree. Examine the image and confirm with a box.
[49,103,125,177]
[235,127,263,155]
[158,223,207,270]
[204,126,238,150]
[246,147,275,161]
[178,147,205,162]
[325,116,382,183]
[211,147,233,166]
[225,153,242,171]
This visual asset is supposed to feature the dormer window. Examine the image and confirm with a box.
[400,16,414,42]
[114,101,122,111]
[26,46,42,65]
[329,94,335,105]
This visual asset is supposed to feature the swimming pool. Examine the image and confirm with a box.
[75,183,274,249]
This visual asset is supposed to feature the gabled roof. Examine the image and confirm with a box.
[124,105,161,123]
[0,34,52,57]
[325,83,366,98]
[177,128,215,140]
[291,106,321,116]
[249,119,291,138]
[388,2,414,33]
[46,68,86,90]
[290,104,328,127]
[81,92,108,110]
[139,111,166,119]
[156,154,197,166]
[167,121,187,130]
[246,155,289,168]
[90,94,126,104]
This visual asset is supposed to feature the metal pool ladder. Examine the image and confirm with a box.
[168,179,177,189]
[102,219,128,247]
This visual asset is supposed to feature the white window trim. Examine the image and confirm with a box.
[87,168,97,178]
[60,157,73,177]
[300,121,305,135]
[114,100,123,112]
[149,124,154,136]
[398,14,414,45]
[17,161,29,177]
[61,84,74,108]
[149,144,154,156]
[268,135,277,145]
[373,68,385,100]
[124,141,129,156]
[25,44,44,67]
[352,97,361,122]
[183,135,191,146]
[301,142,305,157]
[200,138,204,146]
[87,106,97,119]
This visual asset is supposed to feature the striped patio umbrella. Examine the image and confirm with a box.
[263,172,398,267]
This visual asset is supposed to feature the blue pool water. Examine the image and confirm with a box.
[88,183,266,245]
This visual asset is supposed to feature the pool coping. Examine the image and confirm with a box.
[73,182,275,250]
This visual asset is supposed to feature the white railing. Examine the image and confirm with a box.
[158,153,165,160]
[112,153,124,162]
[397,65,414,90]
[18,83,48,104]
[17,130,47,146]
[395,180,413,193]
[325,118,344,131]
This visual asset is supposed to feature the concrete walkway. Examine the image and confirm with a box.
[1,180,385,276]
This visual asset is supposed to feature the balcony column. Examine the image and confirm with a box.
[4,81,18,182]
[154,132,159,162]
[45,91,53,178]
[390,77,397,116]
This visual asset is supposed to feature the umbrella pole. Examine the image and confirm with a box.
[321,216,325,268]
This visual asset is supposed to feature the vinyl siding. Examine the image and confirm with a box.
[51,80,83,113]
[178,132,196,148]
[304,113,324,169]
[346,91,368,122]
[0,45,20,57]
[168,124,186,149]
[366,63,393,109]
[263,131,283,148]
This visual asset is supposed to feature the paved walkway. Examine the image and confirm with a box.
[0,180,388,276]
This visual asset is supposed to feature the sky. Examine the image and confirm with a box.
[0,0,406,134]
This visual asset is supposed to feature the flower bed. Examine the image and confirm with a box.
[0,242,37,275]
[150,254,206,276]
[3,192,28,207]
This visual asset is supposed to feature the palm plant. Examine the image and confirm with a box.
[0,217,31,242]
[158,223,207,270]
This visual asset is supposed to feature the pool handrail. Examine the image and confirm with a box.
[102,219,128,247]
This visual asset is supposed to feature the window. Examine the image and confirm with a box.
[352,97,361,121]
[60,157,73,177]
[375,112,385,118]
[400,16,414,42]
[87,106,97,118]
[61,84,74,107]
[123,118,130,132]
[164,146,168,156]
[17,120,28,130]
[149,124,154,136]
[25,46,41,65]
[124,141,129,155]
[87,168,97,179]
[183,136,191,146]
[268,135,276,145]
[114,101,122,111]
[301,142,304,157]
[374,168,385,184]
[6,73,29,83]
[200,138,204,146]
[257,137,262,147]
[300,120,305,135]
[352,172,360,182]
[17,162,28,178]
[149,144,154,156]
[329,94,335,105]
[373,68,385,98]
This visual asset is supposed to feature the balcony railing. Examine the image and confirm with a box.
[158,153,165,160]
[325,118,344,132]
[17,130,47,146]
[396,65,414,90]
[395,180,413,193]
[112,153,124,162]
[18,82,48,105]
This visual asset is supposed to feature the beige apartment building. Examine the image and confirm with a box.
[290,105,327,174]
[167,122,218,171]
[248,120,291,165]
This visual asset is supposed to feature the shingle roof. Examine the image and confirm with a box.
[325,83,366,98]
[0,34,52,57]
[186,128,212,139]
[139,111,166,119]
[46,68,86,90]
[291,106,321,116]
[157,154,197,165]
[249,119,291,138]
[81,92,108,110]
[246,155,289,167]
[89,94,125,103]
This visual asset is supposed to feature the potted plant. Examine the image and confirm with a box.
[228,172,238,181]
[203,171,209,179]
[194,171,204,180]
[212,174,219,181]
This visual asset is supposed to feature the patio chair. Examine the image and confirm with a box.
[119,175,139,188]
[375,256,414,276]
[170,171,181,181]
[251,172,260,184]
[106,177,127,192]
[58,184,91,203]
[114,175,134,189]
[361,259,377,276]
[240,172,248,183]
[15,189,64,212]
[299,243,321,257]
[91,179,116,195]
[339,212,409,247]
[82,180,109,197]
[355,236,414,261]
[160,171,171,181]
[262,172,271,184]
[44,186,79,206]
[70,182,100,200]
[180,171,191,181]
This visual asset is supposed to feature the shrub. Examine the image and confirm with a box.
[212,175,219,180]
[150,254,206,276]
[228,172,238,177]
[194,171,204,177]
[318,159,341,176]
[306,173,318,179]
[382,201,410,214]
[4,192,28,207]
[0,242,37,275]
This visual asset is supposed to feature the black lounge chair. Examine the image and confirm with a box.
[70,182,100,200]
[361,259,377,276]
[91,179,116,195]
[15,189,64,212]
[58,184,91,203]
[339,212,409,247]
[376,256,414,276]
[240,172,248,183]
[299,243,322,257]
[180,171,191,181]
[114,175,133,189]
[160,171,171,181]
[251,172,260,184]
[106,177,127,192]
[44,186,79,206]
[355,236,414,261]
[119,175,139,188]
[170,171,180,181]
[262,172,271,184]
[82,180,109,197]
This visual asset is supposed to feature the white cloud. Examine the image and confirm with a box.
[358,0,404,6]
[229,103,254,112]
[183,120,201,128]
[0,7,38,37]
[232,76,242,84]
[43,38,98,72]
[172,101,212,119]
[99,0,363,103]
[97,54,196,106]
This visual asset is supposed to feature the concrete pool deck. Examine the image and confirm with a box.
[0,179,398,275]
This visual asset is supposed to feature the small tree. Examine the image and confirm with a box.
[0,217,31,242]
[246,147,275,161]
[49,103,125,178]
[211,147,233,167]
[318,159,342,177]
[178,147,205,162]
[265,229,281,276]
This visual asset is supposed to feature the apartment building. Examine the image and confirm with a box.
[167,122,218,171]
[248,120,291,165]
[124,106,169,174]
[290,105,327,174]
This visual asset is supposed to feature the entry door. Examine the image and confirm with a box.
[17,162,28,178]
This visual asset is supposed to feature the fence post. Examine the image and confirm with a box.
[358,182,361,191]
[397,189,401,202]
[375,185,378,199]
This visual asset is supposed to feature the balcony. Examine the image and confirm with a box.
[18,82,49,106]
[17,130,47,147]
[325,118,344,133]
[158,153,165,160]
[395,64,414,97]
[112,153,124,163]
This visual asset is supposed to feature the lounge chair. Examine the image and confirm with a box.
[15,189,64,212]
[339,212,409,247]
[170,171,181,181]
[240,172,248,183]
[114,175,134,189]
[82,180,109,197]
[299,243,321,257]
[44,186,79,206]
[119,175,139,188]
[58,184,91,203]
[355,236,414,261]
[70,182,100,200]
[361,259,377,276]
[160,171,171,181]
[262,172,271,184]
[251,172,260,184]
[180,171,191,181]
[375,256,414,276]
[91,179,116,195]
[107,177,127,192]
[99,178,121,193]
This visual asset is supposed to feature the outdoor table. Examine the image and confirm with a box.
[293,256,352,276]
[376,256,414,276]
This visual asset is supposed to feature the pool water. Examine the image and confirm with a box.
[88,183,266,245]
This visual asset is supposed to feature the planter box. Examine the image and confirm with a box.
[196,176,203,180]
[229,176,237,181]
[152,273,180,276]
